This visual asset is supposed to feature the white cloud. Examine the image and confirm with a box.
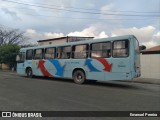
[25,29,42,40]
[68,25,159,48]
[112,26,155,42]
[44,32,64,38]
[111,26,159,48]
[25,25,159,49]
[153,31,160,37]
[25,29,64,43]
[25,26,109,43]
[143,41,158,48]
[98,31,109,38]
[68,26,108,38]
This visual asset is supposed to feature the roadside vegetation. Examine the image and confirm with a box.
[0,25,35,70]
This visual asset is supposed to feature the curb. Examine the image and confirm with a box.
[0,70,159,85]
[133,78,160,85]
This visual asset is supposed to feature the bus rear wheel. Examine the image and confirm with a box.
[73,70,86,84]
[26,68,33,78]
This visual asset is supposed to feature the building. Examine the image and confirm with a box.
[140,45,160,79]
[37,36,94,46]
[141,45,160,54]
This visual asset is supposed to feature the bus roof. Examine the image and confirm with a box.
[20,35,136,51]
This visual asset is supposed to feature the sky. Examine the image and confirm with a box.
[0,0,160,48]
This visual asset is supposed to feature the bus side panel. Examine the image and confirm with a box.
[17,63,26,75]
[62,59,87,79]
[55,59,105,80]
[32,60,44,76]
[108,58,132,80]
[30,59,74,78]
[47,59,67,78]
[85,59,105,80]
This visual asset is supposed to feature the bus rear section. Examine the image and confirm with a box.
[85,37,141,81]
[133,37,141,78]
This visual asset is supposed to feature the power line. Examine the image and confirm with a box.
[3,0,160,14]
[0,6,158,21]
[2,0,160,17]
[15,13,158,21]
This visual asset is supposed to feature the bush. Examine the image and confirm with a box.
[0,44,20,70]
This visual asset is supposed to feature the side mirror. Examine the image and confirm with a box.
[139,45,146,51]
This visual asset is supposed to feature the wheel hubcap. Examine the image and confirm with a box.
[28,70,31,76]
[77,74,82,81]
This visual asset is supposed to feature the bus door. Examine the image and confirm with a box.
[16,52,26,75]
[110,40,131,80]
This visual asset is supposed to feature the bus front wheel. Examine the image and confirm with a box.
[73,70,86,84]
[26,68,33,78]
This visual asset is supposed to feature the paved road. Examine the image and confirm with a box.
[0,71,160,119]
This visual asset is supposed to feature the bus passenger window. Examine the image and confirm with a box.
[72,44,88,59]
[57,47,62,59]
[34,49,43,59]
[91,42,111,58]
[62,46,71,59]
[45,48,55,59]
[26,49,33,60]
[113,40,129,57]
[57,46,71,59]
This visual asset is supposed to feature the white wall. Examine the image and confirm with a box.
[140,54,160,79]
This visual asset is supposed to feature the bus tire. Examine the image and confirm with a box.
[26,68,33,78]
[73,70,86,84]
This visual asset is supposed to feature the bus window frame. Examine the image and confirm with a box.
[33,48,44,60]
[26,49,33,60]
[90,41,111,58]
[112,40,130,58]
[72,44,89,59]
[44,47,56,59]
[56,46,71,59]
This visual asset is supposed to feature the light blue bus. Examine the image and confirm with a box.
[16,35,141,84]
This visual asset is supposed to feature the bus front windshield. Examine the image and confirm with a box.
[16,53,25,62]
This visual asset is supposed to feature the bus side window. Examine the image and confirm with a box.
[45,47,55,59]
[34,49,43,59]
[112,40,129,57]
[72,44,89,59]
[57,47,62,59]
[91,42,111,58]
[57,46,71,59]
[62,46,71,59]
[26,49,33,60]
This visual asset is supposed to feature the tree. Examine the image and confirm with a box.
[0,26,28,45]
[0,44,20,69]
